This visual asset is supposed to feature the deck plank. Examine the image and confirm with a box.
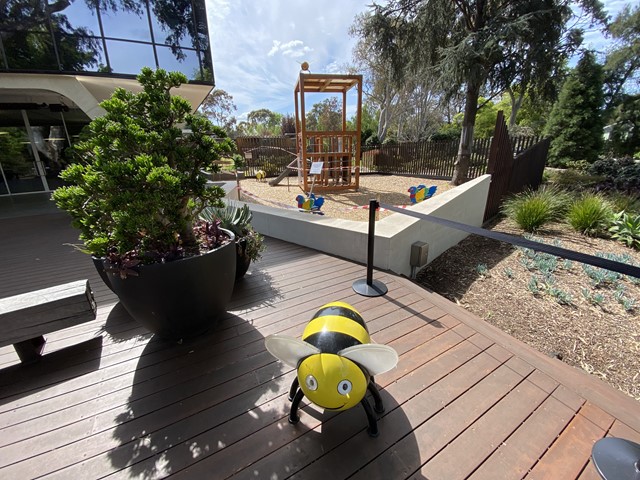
[524,411,612,480]
[470,394,579,479]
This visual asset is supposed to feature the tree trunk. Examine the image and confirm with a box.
[451,81,481,186]
[507,88,524,128]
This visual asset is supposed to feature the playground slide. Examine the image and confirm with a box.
[268,166,294,186]
[268,158,299,186]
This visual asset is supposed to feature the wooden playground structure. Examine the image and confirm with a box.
[293,72,363,193]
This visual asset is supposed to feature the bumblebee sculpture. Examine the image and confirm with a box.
[265,301,398,437]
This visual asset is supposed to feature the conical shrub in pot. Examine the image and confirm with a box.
[53,67,237,340]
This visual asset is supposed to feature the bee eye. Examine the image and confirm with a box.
[337,380,352,395]
[305,374,318,391]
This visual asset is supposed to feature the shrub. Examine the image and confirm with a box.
[567,194,614,236]
[607,192,640,215]
[589,156,640,193]
[52,68,235,261]
[544,168,604,191]
[501,186,571,232]
[609,212,640,250]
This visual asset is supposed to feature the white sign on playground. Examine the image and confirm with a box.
[309,162,324,175]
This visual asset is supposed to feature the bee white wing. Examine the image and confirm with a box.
[265,334,321,368]
[338,344,398,375]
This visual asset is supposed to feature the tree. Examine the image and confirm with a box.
[394,82,443,141]
[603,5,640,115]
[545,50,605,167]
[351,103,380,144]
[607,94,640,157]
[305,98,342,131]
[237,109,283,136]
[449,97,498,139]
[349,14,449,143]
[281,114,296,135]
[356,0,605,185]
[349,15,401,143]
[199,89,237,133]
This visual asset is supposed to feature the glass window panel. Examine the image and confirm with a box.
[149,0,196,49]
[0,127,45,194]
[101,5,151,42]
[105,39,156,75]
[0,38,8,69]
[156,45,199,80]
[48,0,101,35]
[30,122,71,190]
[191,0,210,51]
[199,48,213,82]
[0,31,58,70]
[1,3,49,32]
[56,33,105,72]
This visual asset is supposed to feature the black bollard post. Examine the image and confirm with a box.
[353,199,388,297]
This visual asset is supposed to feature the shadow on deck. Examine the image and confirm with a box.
[1,209,639,479]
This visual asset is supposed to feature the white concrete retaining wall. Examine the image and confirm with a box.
[225,174,491,278]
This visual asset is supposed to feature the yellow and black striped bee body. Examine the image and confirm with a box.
[301,302,371,355]
[265,301,398,437]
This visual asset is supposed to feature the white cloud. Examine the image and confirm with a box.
[205,0,368,116]
[324,61,342,74]
[267,40,313,58]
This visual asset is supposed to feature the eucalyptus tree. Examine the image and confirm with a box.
[305,98,342,132]
[356,0,605,184]
[350,13,447,143]
[349,16,400,143]
[238,109,283,136]
[200,89,238,133]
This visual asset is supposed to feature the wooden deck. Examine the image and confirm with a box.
[1,211,639,479]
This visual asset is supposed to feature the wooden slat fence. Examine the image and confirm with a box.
[361,137,493,179]
[508,138,550,195]
[511,135,543,155]
[483,113,550,222]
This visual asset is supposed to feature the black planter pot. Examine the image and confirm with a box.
[93,230,236,340]
[235,238,252,280]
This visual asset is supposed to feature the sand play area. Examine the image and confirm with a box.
[236,174,453,222]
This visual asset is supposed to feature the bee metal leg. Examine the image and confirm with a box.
[368,381,385,414]
[289,388,305,425]
[288,376,299,402]
[360,397,379,437]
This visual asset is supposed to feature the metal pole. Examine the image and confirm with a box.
[366,198,376,284]
[353,199,388,297]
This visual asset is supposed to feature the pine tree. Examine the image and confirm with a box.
[545,51,605,167]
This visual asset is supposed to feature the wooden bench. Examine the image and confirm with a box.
[0,280,97,363]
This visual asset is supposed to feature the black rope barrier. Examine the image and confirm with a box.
[379,203,640,279]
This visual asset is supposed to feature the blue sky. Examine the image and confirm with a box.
[206,0,631,120]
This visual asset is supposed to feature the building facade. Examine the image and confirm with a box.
[0,0,215,196]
